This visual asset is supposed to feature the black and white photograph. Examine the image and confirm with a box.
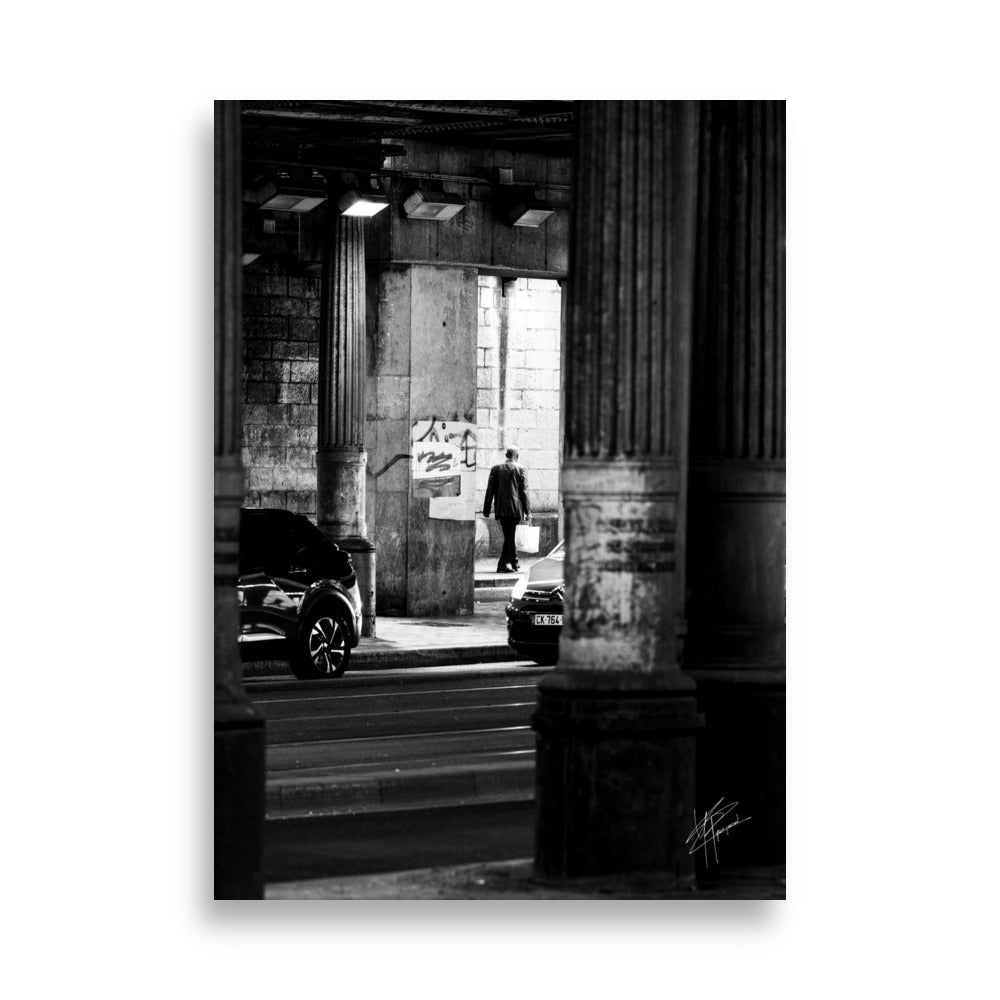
[7,7,999,995]
[215,100,786,899]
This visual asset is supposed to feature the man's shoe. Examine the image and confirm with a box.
[511,562,520,571]
[498,563,514,573]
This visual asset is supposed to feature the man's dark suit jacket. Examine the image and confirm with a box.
[483,460,530,520]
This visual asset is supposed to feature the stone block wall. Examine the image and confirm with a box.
[365,265,479,616]
[240,259,321,516]
[476,276,563,514]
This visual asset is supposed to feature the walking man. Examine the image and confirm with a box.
[483,446,531,573]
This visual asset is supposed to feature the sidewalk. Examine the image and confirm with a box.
[244,559,544,678]
[266,859,787,899]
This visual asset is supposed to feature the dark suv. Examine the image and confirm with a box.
[237,508,362,680]
[504,541,564,665]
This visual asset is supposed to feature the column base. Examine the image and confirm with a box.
[687,667,785,866]
[214,711,265,899]
[316,446,367,536]
[338,536,376,638]
[316,447,374,637]
[532,671,703,882]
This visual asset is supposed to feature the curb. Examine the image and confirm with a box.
[267,760,535,818]
[243,643,521,679]
[473,586,514,602]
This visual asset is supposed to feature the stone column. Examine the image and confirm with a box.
[214,100,264,899]
[685,100,786,864]
[533,101,703,882]
[317,212,376,635]
[557,278,567,544]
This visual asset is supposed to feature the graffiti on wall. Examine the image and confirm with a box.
[411,418,477,520]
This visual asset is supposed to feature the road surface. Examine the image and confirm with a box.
[245,662,548,882]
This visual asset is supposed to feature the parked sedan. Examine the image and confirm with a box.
[505,540,564,665]
[237,508,362,680]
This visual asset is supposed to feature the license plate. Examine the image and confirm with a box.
[531,614,563,626]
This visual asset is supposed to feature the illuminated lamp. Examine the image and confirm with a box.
[337,188,390,217]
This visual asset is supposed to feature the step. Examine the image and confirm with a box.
[474,571,521,603]
[475,571,522,585]
[266,757,536,818]
[475,587,513,603]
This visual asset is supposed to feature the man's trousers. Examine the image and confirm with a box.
[498,516,519,569]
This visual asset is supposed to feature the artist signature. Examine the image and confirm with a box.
[685,797,751,865]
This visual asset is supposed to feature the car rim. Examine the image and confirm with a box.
[308,615,344,674]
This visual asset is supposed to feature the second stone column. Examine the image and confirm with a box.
[533,101,703,881]
[317,211,376,636]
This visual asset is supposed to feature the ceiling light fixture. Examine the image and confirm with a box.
[337,187,390,217]
[244,171,327,213]
[402,189,466,222]
[493,169,556,228]
[507,192,555,228]
[261,192,327,213]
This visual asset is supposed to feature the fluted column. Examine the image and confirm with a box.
[533,101,703,882]
[317,213,376,635]
[685,100,785,864]
[214,100,264,899]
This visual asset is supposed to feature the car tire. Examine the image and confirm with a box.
[291,604,352,680]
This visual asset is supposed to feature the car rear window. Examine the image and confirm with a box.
[239,508,353,582]
[239,509,298,575]
[287,514,327,552]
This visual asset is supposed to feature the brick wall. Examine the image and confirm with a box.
[240,259,321,516]
[476,276,562,513]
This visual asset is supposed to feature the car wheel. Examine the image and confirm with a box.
[291,605,351,680]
